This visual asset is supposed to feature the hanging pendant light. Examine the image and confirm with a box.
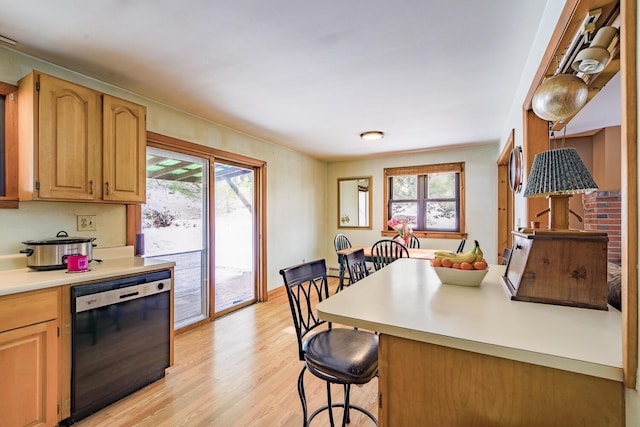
[531,74,588,122]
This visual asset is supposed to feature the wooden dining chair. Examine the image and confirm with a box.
[333,234,352,289]
[370,239,409,271]
[395,234,420,248]
[279,259,378,427]
[338,248,369,292]
[333,234,352,252]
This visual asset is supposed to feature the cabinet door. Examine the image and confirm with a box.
[103,95,146,203]
[38,74,102,200]
[0,320,58,427]
[0,83,18,207]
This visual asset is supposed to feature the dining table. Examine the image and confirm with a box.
[335,245,436,287]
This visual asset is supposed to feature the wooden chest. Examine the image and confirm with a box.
[501,230,609,310]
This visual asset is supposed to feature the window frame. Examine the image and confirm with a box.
[0,81,18,208]
[383,162,466,239]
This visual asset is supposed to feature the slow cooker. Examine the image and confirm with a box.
[20,231,96,270]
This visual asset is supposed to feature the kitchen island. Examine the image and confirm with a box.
[317,258,624,426]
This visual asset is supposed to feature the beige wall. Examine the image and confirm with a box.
[326,144,499,270]
[0,46,327,291]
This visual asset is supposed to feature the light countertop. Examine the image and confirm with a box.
[317,258,623,381]
[0,246,175,296]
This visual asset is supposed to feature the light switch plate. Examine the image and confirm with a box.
[77,215,97,231]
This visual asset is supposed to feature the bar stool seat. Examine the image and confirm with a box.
[304,328,378,383]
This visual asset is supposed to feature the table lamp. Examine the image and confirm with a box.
[523,147,598,230]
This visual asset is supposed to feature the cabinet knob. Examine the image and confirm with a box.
[105,182,110,195]
[89,180,93,194]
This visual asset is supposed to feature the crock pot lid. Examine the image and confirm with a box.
[22,232,95,245]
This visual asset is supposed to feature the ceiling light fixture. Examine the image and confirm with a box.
[0,34,16,46]
[531,74,588,122]
[555,8,602,74]
[360,131,384,141]
[571,26,618,74]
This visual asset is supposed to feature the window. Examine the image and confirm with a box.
[384,162,465,238]
[0,81,18,208]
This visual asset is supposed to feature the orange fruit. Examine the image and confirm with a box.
[452,263,461,269]
[431,259,442,267]
[460,262,473,270]
[441,258,453,268]
[473,261,488,270]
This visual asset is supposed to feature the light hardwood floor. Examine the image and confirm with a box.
[75,277,378,427]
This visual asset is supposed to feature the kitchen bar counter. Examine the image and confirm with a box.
[0,246,175,296]
[317,258,625,425]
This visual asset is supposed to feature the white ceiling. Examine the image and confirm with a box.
[0,1,620,161]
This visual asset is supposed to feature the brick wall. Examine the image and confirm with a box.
[583,191,621,264]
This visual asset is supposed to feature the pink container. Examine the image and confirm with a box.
[66,254,89,272]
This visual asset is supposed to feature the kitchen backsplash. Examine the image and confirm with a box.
[0,201,126,255]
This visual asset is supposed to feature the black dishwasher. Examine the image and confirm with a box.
[65,269,172,425]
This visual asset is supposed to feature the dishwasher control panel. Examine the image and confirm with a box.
[72,269,172,313]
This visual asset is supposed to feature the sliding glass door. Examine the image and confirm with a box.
[214,162,256,314]
[135,135,265,330]
[143,147,209,329]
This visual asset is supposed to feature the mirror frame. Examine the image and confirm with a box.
[337,176,373,229]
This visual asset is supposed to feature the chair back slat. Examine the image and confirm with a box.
[333,234,352,251]
[343,248,369,290]
[395,234,420,248]
[371,239,409,271]
[280,259,330,360]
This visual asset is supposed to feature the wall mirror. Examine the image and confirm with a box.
[338,176,372,229]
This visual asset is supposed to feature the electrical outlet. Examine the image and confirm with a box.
[77,215,97,231]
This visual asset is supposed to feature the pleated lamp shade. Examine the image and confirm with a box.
[524,148,598,230]
[524,148,598,197]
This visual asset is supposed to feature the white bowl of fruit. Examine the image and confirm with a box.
[430,241,488,287]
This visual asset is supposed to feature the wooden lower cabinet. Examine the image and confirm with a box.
[0,320,58,427]
[0,289,59,427]
[378,334,624,426]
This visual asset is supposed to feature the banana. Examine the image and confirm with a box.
[474,240,484,262]
[435,247,478,264]
[434,250,457,258]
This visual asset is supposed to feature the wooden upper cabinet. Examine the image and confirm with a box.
[103,95,146,203]
[36,73,101,200]
[18,70,147,203]
[0,82,18,208]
